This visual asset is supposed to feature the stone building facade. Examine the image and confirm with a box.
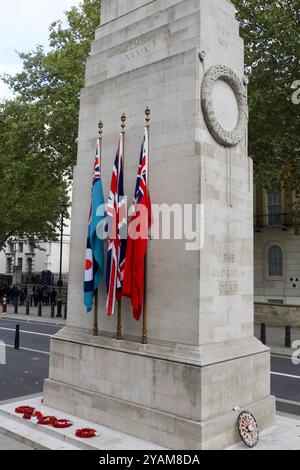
[254,185,300,305]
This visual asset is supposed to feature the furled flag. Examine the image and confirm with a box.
[122,128,152,321]
[83,140,106,313]
[106,134,127,316]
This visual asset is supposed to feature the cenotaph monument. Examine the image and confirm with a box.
[43,0,275,449]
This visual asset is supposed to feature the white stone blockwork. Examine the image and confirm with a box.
[44,0,275,449]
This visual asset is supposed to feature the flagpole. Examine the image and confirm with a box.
[116,113,126,340]
[93,120,103,337]
[142,106,151,345]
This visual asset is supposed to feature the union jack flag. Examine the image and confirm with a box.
[134,129,149,207]
[106,134,127,316]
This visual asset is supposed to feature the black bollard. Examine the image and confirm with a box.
[38,302,42,317]
[26,301,30,316]
[64,304,67,320]
[260,323,267,345]
[14,302,18,314]
[14,325,20,350]
[285,326,292,348]
[51,303,55,319]
[57,300,62,319]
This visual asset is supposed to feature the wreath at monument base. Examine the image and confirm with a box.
[75,428,97,439]
[52,419,73,429]
[15,405,74,430]
[38,416,57,426]
[15,406,35,415]
[237,411,259,448]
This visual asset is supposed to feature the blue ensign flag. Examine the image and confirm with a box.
[84,140,106,312]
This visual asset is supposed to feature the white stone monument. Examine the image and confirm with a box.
[44,0,275,449]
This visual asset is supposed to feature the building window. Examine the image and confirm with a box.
[268,190,282,226]
[268,246,283,277]
[6,258,12,274]
[27,258,33,274]
[19,242,24,253]
[17,258,23,270]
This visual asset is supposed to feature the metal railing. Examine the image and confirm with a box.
[254,213,291,230]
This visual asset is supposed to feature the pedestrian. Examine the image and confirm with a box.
[20,289,25,306]
[1,295,7,314]
[50,288,57,306]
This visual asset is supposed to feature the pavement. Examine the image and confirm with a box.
[228,413,300,450]
[0,433,33,450]
[0,396,299,450]
[1,305,66,326]
[0,319,299,449]
[254,323,300,357]
[0,396,165,451]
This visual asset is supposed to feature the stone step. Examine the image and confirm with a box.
[0,396,164,450]
[0,413,79,450]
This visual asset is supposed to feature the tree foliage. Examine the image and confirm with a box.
[0,0,101,249]
[235,0,300,192]
[1,0,299,248]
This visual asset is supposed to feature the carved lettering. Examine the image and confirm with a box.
[219,281,239,296]
[217,24,230,49]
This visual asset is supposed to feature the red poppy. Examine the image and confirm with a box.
[75,428,97,439]
[52,419,73,429]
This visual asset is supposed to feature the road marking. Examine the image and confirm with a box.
[271,371,300,380]
[5,345,50,356]
[0,327,52,338]
[277,398,300,407]
[271,354,293,360]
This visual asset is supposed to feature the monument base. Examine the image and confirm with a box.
[43,327,276,450]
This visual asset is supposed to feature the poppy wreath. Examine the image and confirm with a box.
[52,419,73,429]
[75,428,97,439]
[15,406,35,415]
[38,416,57,426]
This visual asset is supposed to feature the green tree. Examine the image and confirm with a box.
[0,0,101,249]
[234,0,300,194]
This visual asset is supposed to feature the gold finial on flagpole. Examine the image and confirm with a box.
[121,113,126,132]
[98,120,103,139]
[145,106,151,128]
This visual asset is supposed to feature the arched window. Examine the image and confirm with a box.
[268,246,283,277]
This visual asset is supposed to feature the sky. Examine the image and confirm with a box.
[0,0,82,100]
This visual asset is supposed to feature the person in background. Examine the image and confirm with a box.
[1,295,7,314]
[50,288,57,306]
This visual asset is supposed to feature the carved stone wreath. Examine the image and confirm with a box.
[201,65,248,147]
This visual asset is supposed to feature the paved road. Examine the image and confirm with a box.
[271,354,300,415]
[0,319,61,401]
[0,318,299,415]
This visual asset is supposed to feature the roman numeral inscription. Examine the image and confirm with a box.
[106,27,170,78]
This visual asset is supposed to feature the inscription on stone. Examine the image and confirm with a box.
[211,248,251,296]
[217,24,231,49]
[219,281,239,296]
[108,27,170,76]
[125,45,150,61]
[116,27,169,62]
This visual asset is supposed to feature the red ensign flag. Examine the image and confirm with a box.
[122,128,152,321]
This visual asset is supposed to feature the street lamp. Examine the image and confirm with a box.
[57,202,67,318]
